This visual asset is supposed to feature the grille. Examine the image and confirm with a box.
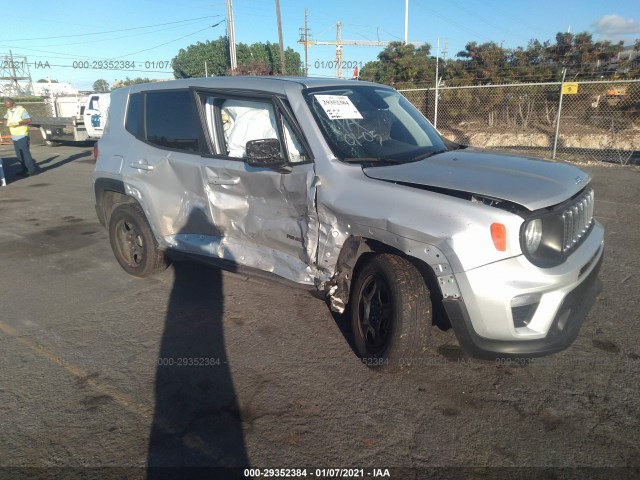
[561,189,594,253]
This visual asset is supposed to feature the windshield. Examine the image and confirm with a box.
[304,85,448,162]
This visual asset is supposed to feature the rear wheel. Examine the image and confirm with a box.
[350,254,432,370]
[108,204,168,277]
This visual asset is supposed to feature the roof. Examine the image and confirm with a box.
[124,76,386,95]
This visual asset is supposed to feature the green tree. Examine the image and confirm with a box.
[37,78,58,83]
[112,77,152,89]
[456,41,510,82]
[172,37,303,78]
[543,32,624,78]
[173,38,229,78]
[360,41,433,87]
[236,41,302,75]
[548,32,574,66]
[93,79,110,92]
[357,30,630,88]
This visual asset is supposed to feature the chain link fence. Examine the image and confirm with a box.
[4,84,639,165]
[400,80,640,164]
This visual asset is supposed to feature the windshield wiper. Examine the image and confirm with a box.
[343,157,403,165]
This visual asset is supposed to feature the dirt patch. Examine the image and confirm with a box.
[441,127,640,156]
[0,221,103,258]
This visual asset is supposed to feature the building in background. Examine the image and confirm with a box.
[0,81,78,97]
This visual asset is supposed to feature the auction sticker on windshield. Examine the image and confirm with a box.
[315,95,363,120]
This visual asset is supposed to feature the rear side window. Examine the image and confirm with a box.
[125,93,144,138]
[145,91,200,152]
[125,90,201,153]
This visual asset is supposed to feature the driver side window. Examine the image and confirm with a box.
[202,96,308,163]
[221,100,278,158]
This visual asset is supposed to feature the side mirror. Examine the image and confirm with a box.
[245,138,289,171]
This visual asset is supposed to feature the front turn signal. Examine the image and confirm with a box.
[491,223,506,251]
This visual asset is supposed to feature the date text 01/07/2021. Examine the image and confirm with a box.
[314,60,363,70]
[243,468,391,477]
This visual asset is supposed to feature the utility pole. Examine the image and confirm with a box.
[9,51,19,91]
[275,0,286,75]
[0,51,33,96]
[404,0,409,44]
[434,37,440,128]
[298,16,426,79]
[336,21,343,79]
[226,0,237,73]
[552,68,567,159]
[303,9,309,77]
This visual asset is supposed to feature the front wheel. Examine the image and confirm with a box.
[108,203,168,277]
[350,254,432,370]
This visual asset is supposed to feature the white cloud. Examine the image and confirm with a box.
[593,14,640,38]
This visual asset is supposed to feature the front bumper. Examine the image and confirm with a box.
[444,222,604,358]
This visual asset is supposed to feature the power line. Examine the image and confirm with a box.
[412,0,490,43]
[481,0,551,35]
[0,20,223,65]
[0,44,97,60]
[445,0,526,44]
[110,23,223,60]
[2,20,220,61]
[21,21,215,49]
[345,23,403,42]
[0,15,219,42]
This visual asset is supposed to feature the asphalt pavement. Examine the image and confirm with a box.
[0,141,638,479]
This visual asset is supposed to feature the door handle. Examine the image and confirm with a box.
[130,162,154,171]
[208,175,240,185]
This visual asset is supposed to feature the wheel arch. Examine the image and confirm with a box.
[328,236,453,330]
[94,178,139,227]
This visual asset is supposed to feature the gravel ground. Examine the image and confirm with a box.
[0,141,638,480]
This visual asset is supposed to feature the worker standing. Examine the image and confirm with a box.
[2,97,39,176]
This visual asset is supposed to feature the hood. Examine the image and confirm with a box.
[362,148,591,211]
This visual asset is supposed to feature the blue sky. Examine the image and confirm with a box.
[1,0,639,90]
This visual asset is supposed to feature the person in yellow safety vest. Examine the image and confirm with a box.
[2,97,39,176]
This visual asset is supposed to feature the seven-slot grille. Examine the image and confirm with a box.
[561,188,594,253]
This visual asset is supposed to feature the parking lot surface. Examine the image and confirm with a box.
[0,142,638,478]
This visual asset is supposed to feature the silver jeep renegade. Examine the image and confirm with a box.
[93,77,604,368]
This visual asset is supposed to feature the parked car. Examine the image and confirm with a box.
[93,77,604,369]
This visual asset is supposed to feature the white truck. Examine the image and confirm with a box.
[30,93,110,145]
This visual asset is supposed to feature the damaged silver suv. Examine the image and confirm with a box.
[93,77,604,368]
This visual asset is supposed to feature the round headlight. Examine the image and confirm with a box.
[524,219,542,253]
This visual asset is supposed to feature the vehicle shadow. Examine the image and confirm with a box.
[1,150,92,182]
[38,150,92,173]
[147,215,248,479]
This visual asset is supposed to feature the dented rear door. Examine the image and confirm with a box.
[121,90,218,246]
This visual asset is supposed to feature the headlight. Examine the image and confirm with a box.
[520,187,594,268]
[524,219,542,253]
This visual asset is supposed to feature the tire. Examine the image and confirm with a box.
[108,203,167,277]
[350,254,432,370]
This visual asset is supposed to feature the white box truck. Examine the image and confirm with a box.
[30,93,110,145]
